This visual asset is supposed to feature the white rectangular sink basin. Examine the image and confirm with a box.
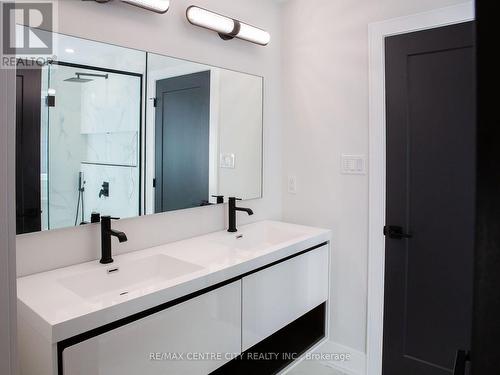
[214,222,308,252]
[58,254,204,303]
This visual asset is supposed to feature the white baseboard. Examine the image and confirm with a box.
[312,340,366,375]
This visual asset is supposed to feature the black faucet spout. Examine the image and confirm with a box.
[109,229,128,243]
[228,197,254,233]
[100,216,128,264]
[236,207,254,216]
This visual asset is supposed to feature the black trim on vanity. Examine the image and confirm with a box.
[210,302,326,375]
[56,241,328,375]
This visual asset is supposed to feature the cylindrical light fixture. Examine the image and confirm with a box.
[93,0,170,14]
[186,6,271,46]
[121,0,170,13]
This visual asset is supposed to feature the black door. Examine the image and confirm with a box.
[15,64,42,234]
[383,22,475,375]
[154,71,210,213]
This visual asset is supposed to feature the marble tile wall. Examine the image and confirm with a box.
[80,72,141,134]
[47,67,86,230]
[84,131,138,166]
[45,65,141,230]
[81,163,140,221]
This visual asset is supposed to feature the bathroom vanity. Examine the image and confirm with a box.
[17,221,331,375]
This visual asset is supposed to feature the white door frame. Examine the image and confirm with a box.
[0,42,18,375]
[366,3,475,375]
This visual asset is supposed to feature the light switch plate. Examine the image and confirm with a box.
[220,153,235,169]
[341,154,367,175]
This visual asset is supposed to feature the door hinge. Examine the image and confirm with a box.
[153,178,156,188]
[152,98,157,107]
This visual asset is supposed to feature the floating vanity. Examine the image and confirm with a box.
[18,221,331,375]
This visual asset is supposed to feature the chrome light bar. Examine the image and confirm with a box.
[186,6,271,46]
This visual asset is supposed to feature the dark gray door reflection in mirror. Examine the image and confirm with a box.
[155,71,210,212]
[146,53,263,215]
[16,62,42,234]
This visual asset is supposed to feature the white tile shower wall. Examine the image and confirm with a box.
[81,163,140,221]
[80,73,141,134]
[47,68,85,230]
[16,0,283,277]
[84,132,139,166]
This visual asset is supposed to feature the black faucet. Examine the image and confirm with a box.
[228,197,254,233]
[100,216,128,264]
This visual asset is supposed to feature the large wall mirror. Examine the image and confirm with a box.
[15,27,263,235]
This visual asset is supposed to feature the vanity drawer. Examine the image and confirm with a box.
[241,244,329,351]
[61,281,241,375]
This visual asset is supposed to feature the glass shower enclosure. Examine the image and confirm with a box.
[41,62,142,231]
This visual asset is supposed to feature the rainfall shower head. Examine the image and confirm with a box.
[64,72,109,83]
[64,75,93,83]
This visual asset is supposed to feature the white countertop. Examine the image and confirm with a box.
[17,220,330,344]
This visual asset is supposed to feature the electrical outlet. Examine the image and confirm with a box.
[288,175,297,194]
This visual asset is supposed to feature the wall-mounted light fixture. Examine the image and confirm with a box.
[122,0,169,13]
[92,0,170,14]
[186,6,271,46]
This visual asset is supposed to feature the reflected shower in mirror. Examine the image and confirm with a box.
[146,53,263,214]
[15,28,144,234]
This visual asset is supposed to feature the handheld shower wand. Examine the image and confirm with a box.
[74,172,86,226]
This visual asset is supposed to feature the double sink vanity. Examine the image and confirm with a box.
[14,23,330,375]
[18,221,331,375]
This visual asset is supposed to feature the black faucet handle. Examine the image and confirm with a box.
[212,195,224,204]
[229,197,242,201]
[100,216,120,222]
[90,212,101,223]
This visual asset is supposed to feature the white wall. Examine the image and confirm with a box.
[0,46,18,375]
[16,0,282,276]
[280,0,468,355]
[218,70,263,200]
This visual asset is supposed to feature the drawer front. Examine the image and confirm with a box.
[242,244,329,351]
[62,281,241,375]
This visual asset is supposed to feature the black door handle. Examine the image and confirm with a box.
[453,350,470,375]
[384,225,412,239]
